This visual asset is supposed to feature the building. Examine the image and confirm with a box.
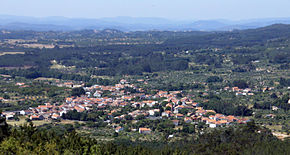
[2,112,15,120]
[115,126,124,133]
[175,113,184,119]
[30,115,44,120]
[162,111,172,117]
[51,113,61,119]
[20,110,32,115]
[172,120,179,126]
[139,128,151,134]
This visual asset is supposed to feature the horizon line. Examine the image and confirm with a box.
[1,14,290,22]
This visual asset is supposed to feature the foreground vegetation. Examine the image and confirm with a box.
[0,117,289,154]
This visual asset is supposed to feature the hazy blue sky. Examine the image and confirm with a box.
[1,0,290,20]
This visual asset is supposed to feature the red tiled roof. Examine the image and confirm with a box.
[139,128,151,131]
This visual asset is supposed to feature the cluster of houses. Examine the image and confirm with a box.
[202,114,249,128]
[105,86,250,132]
[262,87,275,92]
[224,86,279,96]
[1,79,250,134]
[2,103,62,121]
[114,126,152,134]
[224,87,254,96]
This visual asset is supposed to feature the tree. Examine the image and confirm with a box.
[182,124,195,134]
[204,112,216,117]
[142,64,152,73]
[0,116,9,142]
[232,80,249,89]
[113,132,119,137]
[136,115,146,120]
[176,93,183,98]
[279,77,290,87]
[3,94,10,100]
[206,76,223,83]
[179,109,189,115]
[154,112,160,117]
[124,115,133,120]
[161,101,169,107]
[270,93,278,99]
[165,106,171,111]
[71,87,85,97]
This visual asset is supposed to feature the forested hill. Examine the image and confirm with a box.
[164,24,290,48]
[0,24,289,77]
[0,28,210,40]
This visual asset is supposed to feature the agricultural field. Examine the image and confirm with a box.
[0,52,25,56]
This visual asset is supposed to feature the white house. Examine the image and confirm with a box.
[209,123,217,128]
[20,110,32,115]
[93,91,102,97]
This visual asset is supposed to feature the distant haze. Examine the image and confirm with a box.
[0,0,290,20]
[1,15,290,31]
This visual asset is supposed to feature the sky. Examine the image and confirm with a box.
[0,0,290,20]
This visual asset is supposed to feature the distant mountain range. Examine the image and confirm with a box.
[1,15,290,31]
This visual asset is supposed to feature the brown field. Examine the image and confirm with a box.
[58,119,85,125]
[91,75,113,79]
[0,52,25,56]
[34,77,60,81]
[0,66,33,70]
[7,118,50,127]
[7,117,84,127]
[21,44,55,49]
[50,60,75,69]
[5,39,36,44]
[272,132,290,140]
[266,125,283,131]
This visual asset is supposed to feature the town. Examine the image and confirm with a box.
[2,79,253,135]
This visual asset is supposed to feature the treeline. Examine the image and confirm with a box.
[202,95,253,116]
[62,110,106,122]
[0,68,117,85]
[254,93,290,111]
[150,82,205,91]
[280,77,290,87]
[0,29,209,41]
[0,117,289,154]
[0,45,189,75]
[1,24,290,78]
[164,24,290,49]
